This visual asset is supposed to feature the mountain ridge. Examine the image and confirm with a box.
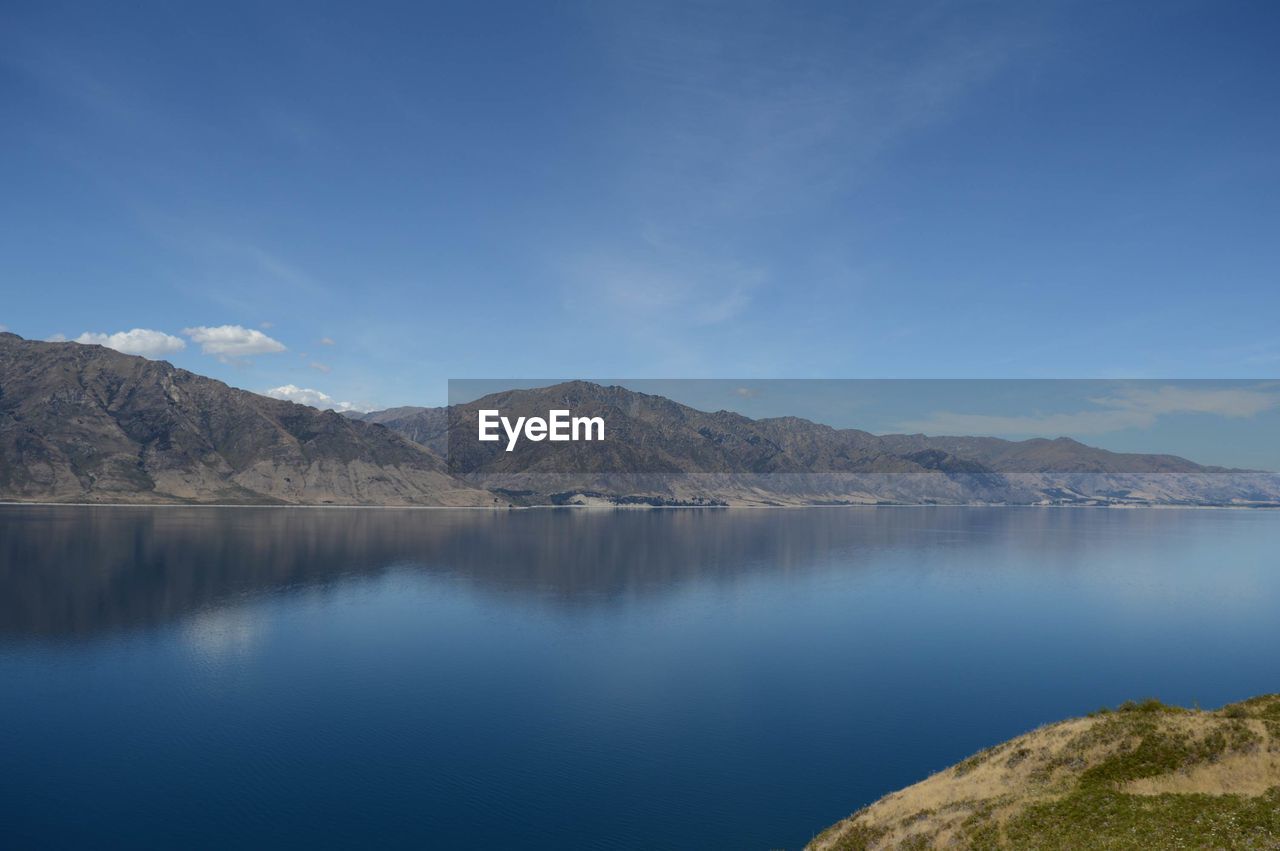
[3,335,1277,506]
[352,381,1245,475]
[0,333,488,505]
[424,381,1276,506]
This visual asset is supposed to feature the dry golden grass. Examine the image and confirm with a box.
[807,695,1280,850]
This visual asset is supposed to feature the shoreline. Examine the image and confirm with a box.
[2,500,1277,510]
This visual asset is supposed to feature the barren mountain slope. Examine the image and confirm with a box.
[0,333,489,505]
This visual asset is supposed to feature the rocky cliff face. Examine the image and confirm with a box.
[0,333,489,505]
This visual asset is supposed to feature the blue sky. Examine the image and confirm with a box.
[3,1,1279,420]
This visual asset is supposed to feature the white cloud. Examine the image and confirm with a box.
[898,385,1280,437]
[183,325,286,361]
[74,328,186,358]
[319,337,335,346]
[309,361,331,374]
[265,384,361,412]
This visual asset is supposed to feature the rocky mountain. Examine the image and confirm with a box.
[417,381,1279,506]
[0,333,488,505]
[3,336,1276,507]
[345,405,448,455]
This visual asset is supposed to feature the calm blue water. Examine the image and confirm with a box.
[1,506,1278,849]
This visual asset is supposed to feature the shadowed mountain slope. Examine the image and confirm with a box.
[346,405,449,455]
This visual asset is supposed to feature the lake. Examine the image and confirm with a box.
[2,506,1278,849]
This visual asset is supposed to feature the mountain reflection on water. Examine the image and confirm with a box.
[0,504,1235,639]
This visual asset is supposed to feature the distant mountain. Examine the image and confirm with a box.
[345,405,448,455]
[0,334,488,505]
[406,381,1279,507]
[441,381,1214,475]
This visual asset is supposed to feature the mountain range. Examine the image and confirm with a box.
[0,333,486,505]
[3,333,1277,506]
[350,381,1280,507]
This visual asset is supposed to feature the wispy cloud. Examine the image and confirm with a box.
[1210,339,1280,367]
[2,30,143,125]
[565,244,764,329]
[75,328,186,357]
[123,213,334,318]
[898,384,1280,437]
[184,325,286,363]
[597,2,1030,216]
[560,2,1037,360]
[1102,385,1279,419]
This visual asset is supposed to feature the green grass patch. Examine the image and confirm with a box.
[811,696,1280,850]
[1004,787,1280,850]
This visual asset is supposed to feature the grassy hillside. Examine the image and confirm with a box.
[808,695,1280,850]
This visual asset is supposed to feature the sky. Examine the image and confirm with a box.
[2,1,1279,426]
